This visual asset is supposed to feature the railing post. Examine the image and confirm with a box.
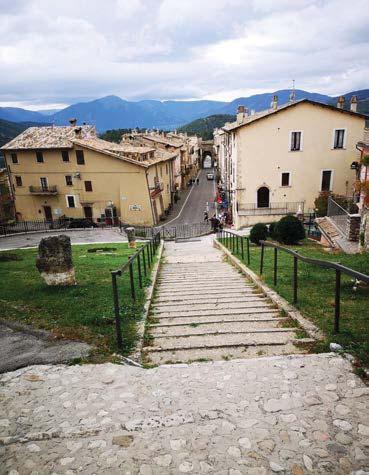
[334,269,341,333]
[111,272,123,349]
[232,233,235,253]
[236,235,239,255]
[260,242,264,275]
[247,237,250,265]
[241,237,244,260]
[274,247,278,286]
[293,256,298,304]
[142,247,147,276]
[137,253,143,289]
[129,259,135,301]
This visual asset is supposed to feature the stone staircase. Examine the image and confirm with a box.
[143,237,304,365]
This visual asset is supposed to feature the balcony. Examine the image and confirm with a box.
[29,185,58,195]
[150,181,163,198]
[238,202,304,216]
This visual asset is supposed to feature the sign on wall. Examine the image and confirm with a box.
[129,204,142,211]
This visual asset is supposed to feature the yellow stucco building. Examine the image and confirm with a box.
[217,97,367,229]
[1,124,176,226]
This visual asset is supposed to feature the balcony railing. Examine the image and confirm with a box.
[29,185,58,195]
[238,201,304,216]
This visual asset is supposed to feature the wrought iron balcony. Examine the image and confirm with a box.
[29,185,58,195]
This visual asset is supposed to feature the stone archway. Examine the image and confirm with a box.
[257,186,270,208]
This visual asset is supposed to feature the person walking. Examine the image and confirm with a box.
[196,177,200,185]
[204,210,209,222]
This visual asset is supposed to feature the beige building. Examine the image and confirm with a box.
[1,124,176,226]
[218,96,366,229]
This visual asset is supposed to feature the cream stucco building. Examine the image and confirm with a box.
[1,124,176,226]
[216,96,367,229]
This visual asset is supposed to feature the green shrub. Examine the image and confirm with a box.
[275,215,305,244]
[250,223,268,246]
[268,222,277,239]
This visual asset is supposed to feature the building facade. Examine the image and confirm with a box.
[218,97,366,229]
[1,124,176,226]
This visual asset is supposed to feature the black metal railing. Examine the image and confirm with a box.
[111,231,161,349]
[217,229,251,265]
[257,241,369,334]
[29,185,58,194]
[0,218,116,235]
[238,201,304,216]
[120,221,212,240]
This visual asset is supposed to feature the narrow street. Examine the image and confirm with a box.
[166,168,216,226]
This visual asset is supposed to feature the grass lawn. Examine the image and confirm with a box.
[0,243,156,359]
[220,237,369,366]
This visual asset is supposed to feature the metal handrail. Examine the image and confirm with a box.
[111,231,161,349]
[258,239,369,333]
[327,196,350,216]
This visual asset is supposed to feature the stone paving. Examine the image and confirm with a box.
[1,353,369,474]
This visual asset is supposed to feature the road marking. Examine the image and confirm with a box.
[163,169,202,226]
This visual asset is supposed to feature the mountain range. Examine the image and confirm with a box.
[0,89,368,133]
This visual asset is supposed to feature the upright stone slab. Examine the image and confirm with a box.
[126,227,136,248]
[36,235,76,286]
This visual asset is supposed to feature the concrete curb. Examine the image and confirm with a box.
[213,238,324,341]
[126,239,164,365]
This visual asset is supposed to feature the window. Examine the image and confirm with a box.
[66,195,76,208]
[334,129,345,149]
[84,180,92,192]
[40,177,48,190]
[290,131,302,151]
[15,176,22,187]
[321,170,332,192]
[61,150,69,162]
[36,151,44,163]
[281,172,290,187]
[76,150,85,165]
[11,153,18,164]
[65,175,73,186]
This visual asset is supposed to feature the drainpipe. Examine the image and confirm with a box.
[145,169,155,226]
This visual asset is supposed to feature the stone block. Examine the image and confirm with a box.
[36,235,76,285]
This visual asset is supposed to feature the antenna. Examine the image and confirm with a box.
[289,79,296,103]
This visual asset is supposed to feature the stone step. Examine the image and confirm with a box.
[151,328,294,339]
[157,289,257,298]
[153,299,268,312]
[158,276,245,283]
[144,342,303,365]
[150,321,289,336]
[157,283,254,291]
[153,296,264,306]
[153,303,275,318]
[150,311,280,326]
[145,330,296,351]
[154,307,279,321]
[155,293,260,304]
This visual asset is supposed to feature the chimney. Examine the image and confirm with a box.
[69,118,77,127]
[237,105,246,124]
[74,127,82,138]
[350,95,358,113]
[271,95,278,111]
[337,96,345,109]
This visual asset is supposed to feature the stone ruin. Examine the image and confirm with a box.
[36,235,76,286]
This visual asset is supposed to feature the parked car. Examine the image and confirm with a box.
[67,219,98,228]
[207,173,214,180]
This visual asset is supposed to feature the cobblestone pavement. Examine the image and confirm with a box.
[1,353,369,474]
[0,229,127,251]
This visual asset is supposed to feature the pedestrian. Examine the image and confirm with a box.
[210,215,220,233]
[196,177,200,185]
[204,210,209,222]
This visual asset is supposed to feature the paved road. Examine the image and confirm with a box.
[166,168,216,225]
[0,228,127,251]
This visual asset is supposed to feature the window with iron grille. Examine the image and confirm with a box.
[40,177,48,190]
[11,153,18,164]
[290,131,302,151]
[76,150,85,165]
[65,175,73,186]
[281,172,290,187]
[15,176,22,187]
[61,150,70,162]
[84,180,92,192]
[36,151,44,163]
[334,129,345,149]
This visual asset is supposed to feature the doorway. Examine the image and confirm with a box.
[83,206,93,220]
[257,187,270,208]
[43,206,53,221]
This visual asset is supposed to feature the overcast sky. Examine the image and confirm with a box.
[1,0,369,110]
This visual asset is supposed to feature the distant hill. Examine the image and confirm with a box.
[178,114,236,140]
[1,88,368,132]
